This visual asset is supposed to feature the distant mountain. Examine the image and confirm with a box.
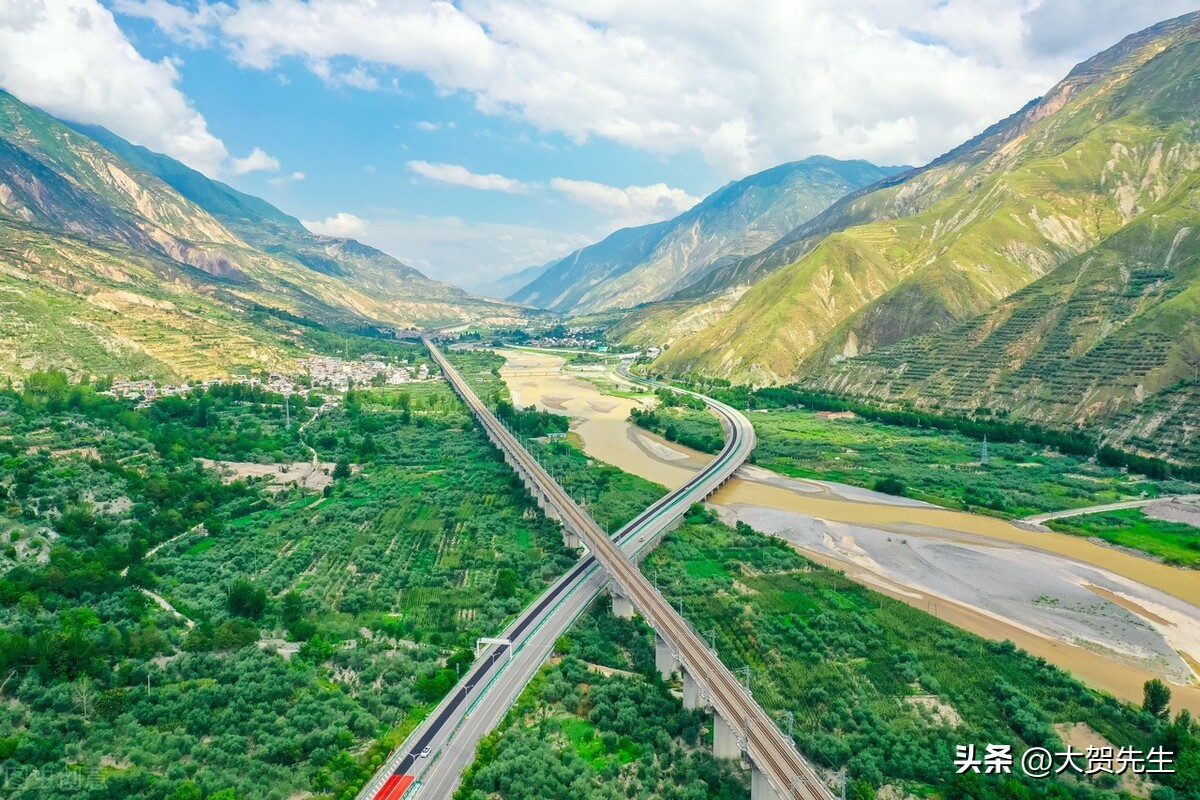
[0,90,518,379]
[509,157,901,314]
[470,260,555,301]
[640,11,1200,386]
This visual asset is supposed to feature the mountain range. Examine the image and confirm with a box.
[0,90,518,380]
[3,10,1198,460]
[508,157,902,314]
[495,10,1200,457]
[632,12,1200,390]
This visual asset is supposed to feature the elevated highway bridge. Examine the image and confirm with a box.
[360,338,834,800]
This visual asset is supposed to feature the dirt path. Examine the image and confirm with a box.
[1024,495,1200,525]
[298,400,333,468]
[119,524,203,578]
[140,588,194,628]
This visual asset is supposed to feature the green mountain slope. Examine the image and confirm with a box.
[645,12,1200,384]
[814,171,1200,464]
[509,157,900,314]
[0,90,517,380]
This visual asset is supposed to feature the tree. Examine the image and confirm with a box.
[227,579,267,619]
[332,459,352,480]
[280,591,305,624]
[1144,678,1172,720]
[873,476,906,496]
[168,782,203,800]
[495,568,519,599]
[71,676,96,721]
[213,620,260,650]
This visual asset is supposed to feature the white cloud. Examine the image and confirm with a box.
[111,0,231,47]
[550,178,701,229]
[268,170,305,185]
[415,120,455,132]
[229,146,280,175]
[302,212,369,238]
[158,0,1199,175]
[407,160,529,193]
[310,59,379,90]
[0,0,231,174]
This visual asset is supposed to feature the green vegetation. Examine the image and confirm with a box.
[0,367,576,799]
[0,89,507,383]
[454,604,746,800]
[624,384,1194,519]
[639,512,1200,798]
[512,156,899,315]
[745,408,1195,517]
[1047,508,1200,568]
[649,18,1200,404]
[629,404,723,454]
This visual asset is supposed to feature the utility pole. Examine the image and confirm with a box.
[705,628,717,652]
[740,665,751,690]
[779,710,794,739]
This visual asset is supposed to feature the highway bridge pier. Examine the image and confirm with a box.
[655,635,676,680]
[610,588,635,619]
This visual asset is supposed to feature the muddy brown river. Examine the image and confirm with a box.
[498,349,1200,712]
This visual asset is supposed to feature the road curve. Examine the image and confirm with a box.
[359,342,816,799]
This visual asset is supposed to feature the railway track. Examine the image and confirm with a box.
[360,339,832,799]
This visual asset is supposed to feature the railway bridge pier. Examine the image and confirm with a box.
[650,632,784,800]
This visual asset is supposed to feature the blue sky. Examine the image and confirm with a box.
[1,1,1196,291]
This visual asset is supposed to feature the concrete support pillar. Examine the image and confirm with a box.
[562,528,580,549]
[713,713,740,760]
[654,635,675,680]
[751,764,780,800]
[682,669,704,710]
[611,590,634,620]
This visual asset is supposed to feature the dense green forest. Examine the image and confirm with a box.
[635,512,1200,799]
[455,604,747,800]
[0,364,577,799]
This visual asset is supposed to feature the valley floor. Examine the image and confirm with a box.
[497,349,1200,712]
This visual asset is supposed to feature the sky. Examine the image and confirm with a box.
[1,1,1196,292]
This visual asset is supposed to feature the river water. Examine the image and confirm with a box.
[498,349,1200,712]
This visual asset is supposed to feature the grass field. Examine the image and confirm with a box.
[1047,507,1200,568]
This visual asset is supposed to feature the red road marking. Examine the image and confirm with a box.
[373,773,415,800]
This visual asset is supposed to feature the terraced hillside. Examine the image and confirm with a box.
[638,12,1200,386]
[510,156,899,314]
[815,171,1200,464]
[0,90,519,380]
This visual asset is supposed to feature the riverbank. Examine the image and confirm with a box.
[496,348,1200,711]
